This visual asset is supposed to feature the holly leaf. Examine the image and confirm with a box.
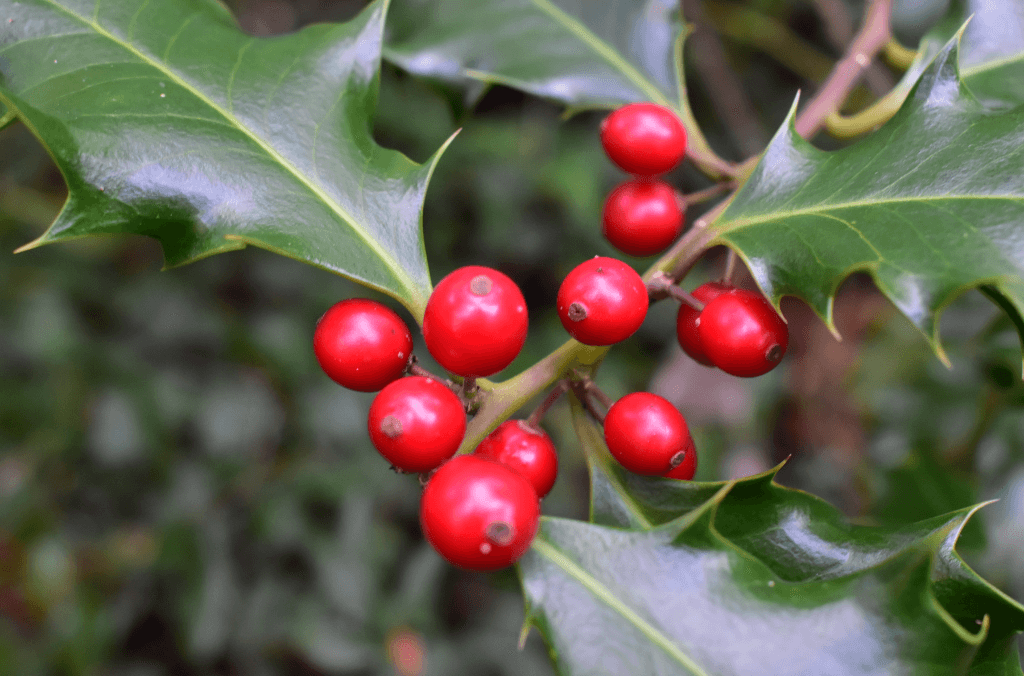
[948,0,1024,106]
[385,0,681,110]
[519,407,1024,675]
[0,0,449,317]
[712,34,1024,368]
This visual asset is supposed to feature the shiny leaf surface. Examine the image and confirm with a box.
[952,0,1024,106]
[385,0,681,109]
[519,407,1024,676]
[0,0,446,316]
[712,36,1024,365]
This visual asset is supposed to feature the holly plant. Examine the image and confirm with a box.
[3,0,1024,673]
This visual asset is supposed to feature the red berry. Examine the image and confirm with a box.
[600,103,687,176]
[556,257,648,346]
[663,435,697,480]
[603,392,694,475]
[697,289,788,377]
[676,282,732,366]
[475,420,558,498]
[602,179,684,257]
[367,376,466,473]
[313,299,413,392]
[422,266,528,377]
[420,455,540,570]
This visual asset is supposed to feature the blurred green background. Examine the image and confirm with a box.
[2,0,1022,673]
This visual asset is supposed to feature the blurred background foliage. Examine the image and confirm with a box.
[1,0,1022,673]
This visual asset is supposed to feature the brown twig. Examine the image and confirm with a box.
[810,0,893,97]
[795,0,893,139]
[681,0,768,157]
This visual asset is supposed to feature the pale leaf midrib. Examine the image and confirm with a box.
[35,0,420,297]
[961,52,1024,80]
[717,191,1024,233]
[528,0,670,107]
[531,537,709,676]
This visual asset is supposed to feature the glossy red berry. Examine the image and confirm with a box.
[420,455,540,570]
[602,179,684,257]
[313,299,413,392]
[697,289,789,377]
[603,392,694,476]
[367,376,466,473]
[600,103,687,176]
[676,282,732,366]
[475,420,558,498]
[556,257,648,346]
[422,266,528,377]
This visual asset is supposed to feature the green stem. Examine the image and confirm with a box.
[457,340,608,454]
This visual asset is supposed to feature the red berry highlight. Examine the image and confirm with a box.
[602,179,684,257]
[556,257,648,346]
[697,289,789,377]
[367,376,466,473]
[423,266,528,377]
[676,282,732,366]
[420,455,540,570]
[475,420,558,498]
[313,299,413,392]
[603,392,694,476]
[600,103,688,176]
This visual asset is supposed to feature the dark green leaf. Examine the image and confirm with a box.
[713,35,1024,367]
[519,407,1024,675]
[0,0,448,316]
[385,0,681,109]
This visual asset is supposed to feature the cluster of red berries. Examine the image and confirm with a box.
[600,103,688,258]
[310,103,787,571]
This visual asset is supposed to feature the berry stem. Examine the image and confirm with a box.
[407,355,458,391]
[569,379,607,425]
[722,249,738,284]
[647,273,705,310]
[677,182,734,209]
[525,380,569,430]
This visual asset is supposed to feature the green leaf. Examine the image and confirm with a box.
[948,0,1024,106]
[385,0,681,109]
[712,34,1024,367]
[0,0,448,317]
[519,406,1024,675]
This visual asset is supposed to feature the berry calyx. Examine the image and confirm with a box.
[422,266,528,377]
[367,376,466,473]
[600,103,688,176]
[474,420,558,498]
[602,179,684,257]
[556,257,648,346]
[663,436,697,480]
[676,282,732,366]
[697,289,789,377]
[603,392,694,476]
[420,455,540,570]
[313,299,413,392]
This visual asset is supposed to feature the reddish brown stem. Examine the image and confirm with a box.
[648,273,705,310]
[525,380,569,429]
[795,0,893,139]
